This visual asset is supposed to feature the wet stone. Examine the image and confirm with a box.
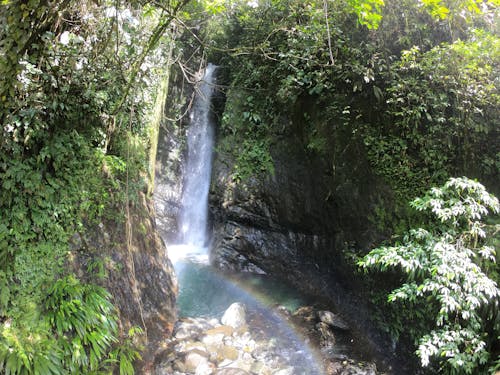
[214,369,251,375]
[218,345,239,361]
[154,303,381,375]
[318,310,350,331]
[203,332,225,347]
[206,325,235,337]
[221,303,247,329]
[273,367,295,375]
[184,349,210,372]
[195,361,216,375]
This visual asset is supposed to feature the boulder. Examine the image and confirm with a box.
[205,325,235,337]
[217,345,239,361]
[272,367,295,375]
[316,322,336,348]
[221,303,247,329]
[196,361,216,375]
[224,359,254,373]
[184,349,210,373]
[318,310,350,331]
[202,332,225,347]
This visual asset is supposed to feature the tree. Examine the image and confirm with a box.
[359,177,500,373]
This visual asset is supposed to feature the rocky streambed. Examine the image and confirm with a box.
[154,303,382,375]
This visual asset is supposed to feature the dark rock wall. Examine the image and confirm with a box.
[210,132,387,283]
[154,64,193,244]
[69,193,177,370]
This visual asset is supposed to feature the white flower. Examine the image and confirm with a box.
[60,31,70,45]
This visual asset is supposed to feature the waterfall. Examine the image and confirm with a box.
[156,64,327,375]
[178,64,216,247]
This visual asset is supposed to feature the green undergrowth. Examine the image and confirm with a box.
[359,178,500,374]
[0,129,146,374]
[0,0,186,372]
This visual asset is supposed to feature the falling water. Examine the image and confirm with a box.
[178,64,216,246]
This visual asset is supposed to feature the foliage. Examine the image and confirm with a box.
[364,31,500,199]
[0,0,189,373]
[421,0,499,21]
[44,276,118,373]
[204,0,498,216]
[218,90,276,180]
[359,177,500,373]
[205,0,380,181]
[0,275,143,374]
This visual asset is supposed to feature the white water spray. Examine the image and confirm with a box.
[178,64,217,248]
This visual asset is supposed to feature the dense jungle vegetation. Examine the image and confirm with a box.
[1,0,499,374]
[1,0,187,373]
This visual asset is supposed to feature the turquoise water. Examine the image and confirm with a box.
[168,244,325,374]
[175,261,312,318]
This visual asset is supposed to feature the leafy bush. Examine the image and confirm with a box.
[359,177,500,373]
[45,276,118,373]
[0,275,141,374]
[364,31,500,199]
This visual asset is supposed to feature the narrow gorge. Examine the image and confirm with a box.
[152,63,404,374]
[1,2,498,375]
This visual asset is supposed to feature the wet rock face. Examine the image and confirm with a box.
[69,193,178,369]
[210,134,381,279]
[154,108,186,244]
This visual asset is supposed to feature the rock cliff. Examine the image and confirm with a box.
[69,192,178,371]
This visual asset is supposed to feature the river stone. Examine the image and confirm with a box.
[203,332,225,347]
[318,310,350,330]
[272,367,295,375]
[316,321,336,347]
[221,303,246,329]
[172,359,186,373]
[214,369,251,375]
[217,345,239,361]
[195,361,215,375]
[206,325,234,337]
[184,349,210,372]
[292,306,316,322]
[228,359,254,372]
[183,341,207,352]
[251,361,274,375]
[217,359,235,367]
[333,361,378,375]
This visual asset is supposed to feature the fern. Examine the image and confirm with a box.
[45,275,118,373]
